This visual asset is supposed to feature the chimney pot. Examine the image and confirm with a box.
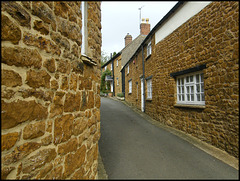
[140,18,150,35]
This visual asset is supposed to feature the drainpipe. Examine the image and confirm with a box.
[141,45,145,112]
[112,61,115,96]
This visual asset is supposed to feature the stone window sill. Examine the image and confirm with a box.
[174,104,205,109]
[81,55,97,66]
[146,54,151,61]
[146,98,152,102]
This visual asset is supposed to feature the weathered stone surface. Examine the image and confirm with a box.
[80,91,87,111]
[45,165,63,179]
[72,61,84,74]
[61,76,69,90]
[51,79,59,90]
[20,88,53,102]
[32,2,56,31]
[57,16,81,46]
[1,87,15,100]
[26,69,51,88]
[1,100,48,129]
[23,121,45,140]
[2,142,41,165]
[50,32,70,50]
[69,73,78,91]
[44,58,56,73]
[1,14,21,44]
[63,145,86,178]
[1,47,42,69]
[54,114,74,144]
[58,137,78,155]
[33,20,49,35]
[1,132,19,151]
[41,134,52,146]
[79,77,92,90]
[1,69,22,87]
[54,2,69,19]
[1,1,31,28]
[70,166,85,180]
[22,148,57,173]
[73,117,88,136]
[1,166,15,180]
[71,43,79,58]
[56,59,70,74]
[88,91,95,109]
[35,163,53,179]
[64,92,80,112]
[23,32,61,56]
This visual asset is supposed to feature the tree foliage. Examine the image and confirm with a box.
[100,68,112,93]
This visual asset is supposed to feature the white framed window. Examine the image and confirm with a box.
[81,1,88,55]
[127,64,129,74]
[129,80,132,93]
[176,71,205,105]
[147,78,152,99]
[147,41,152,57]
[117,77,119,85]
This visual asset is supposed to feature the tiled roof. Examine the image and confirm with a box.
[121,34,147,67]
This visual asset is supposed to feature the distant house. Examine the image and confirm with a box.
[101,19,150,97]
[121,1,239,158]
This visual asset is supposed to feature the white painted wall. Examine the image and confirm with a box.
[155,1,211,45]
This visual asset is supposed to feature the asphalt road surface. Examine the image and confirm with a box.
[99,97,238,179]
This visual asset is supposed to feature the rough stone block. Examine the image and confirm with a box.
[1,69,22,87]
[1,47,42,69]
[1,100,48,129]
[1,132,19,151]
[1,14,21,44]
[26,69,51,89]
[23,121,45,140]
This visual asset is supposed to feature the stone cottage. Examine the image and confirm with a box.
[122,1,239,158]
[1,1,102,179]
[101,19,150,97]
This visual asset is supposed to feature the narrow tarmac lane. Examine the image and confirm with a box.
[99,97,238,179]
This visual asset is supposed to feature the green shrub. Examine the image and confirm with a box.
[117,92,124,97]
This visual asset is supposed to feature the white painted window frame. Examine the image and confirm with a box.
[147,41,152,57]
[176,71,205,105]
[129,80,132,93]
[81,1,88,56]
[147,78,152,99]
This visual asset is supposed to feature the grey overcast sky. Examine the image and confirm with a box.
[101,1,178,57]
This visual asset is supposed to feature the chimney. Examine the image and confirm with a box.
[140,18,150,35]
[124,33,132,47]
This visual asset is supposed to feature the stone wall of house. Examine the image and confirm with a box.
[124,52,144,110]
[113,55,122,95]
[1,1,102,179]
[125,1,239,158]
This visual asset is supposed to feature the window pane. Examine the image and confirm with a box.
[197,94,200,101]
[196,74,199,83]
[178,87,181,93]
[181,78,184,84]
[201,83,204,92]
[182,94,185,101]
[191,86,194,93]
[190,75,193,82]
[182,86,184,93]
[196,84,200,93]
[186,76,189,83]
[201,74,204,82]
[201,94,205,101]
[186,86,189,93]
[178,95,181,101]
[187,94,190,101]
[191,94,194,101]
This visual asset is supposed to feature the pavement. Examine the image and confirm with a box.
[97,96,238,179]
